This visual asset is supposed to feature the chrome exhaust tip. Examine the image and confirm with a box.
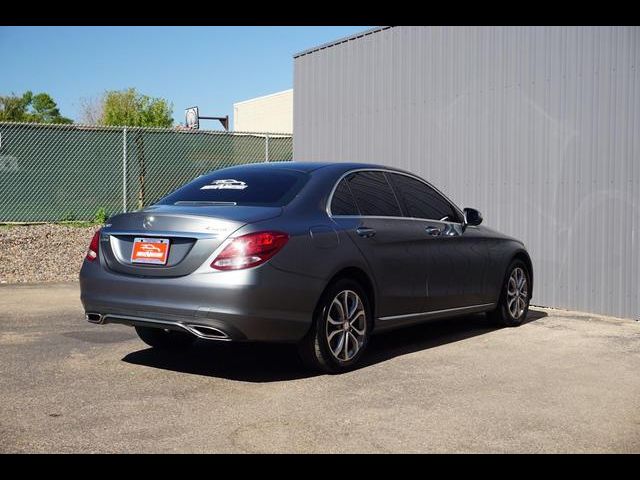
[186,324,229,340]
[86,312,103,324]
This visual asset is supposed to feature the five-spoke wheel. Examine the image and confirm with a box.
[325,290,367,361]
[298,278,371,373]
[488,259,531,327]
[507,267,528,320]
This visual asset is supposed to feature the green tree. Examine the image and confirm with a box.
[100,88,174,209]
[0,91,72,124]
[101,88,173,127]
[0,92,30,122]
[30,93,73,124]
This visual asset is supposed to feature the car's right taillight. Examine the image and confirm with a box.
[86,229,101,262]
[211,231,289,271]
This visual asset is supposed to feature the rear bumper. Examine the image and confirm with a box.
[79,259,324,343]
[85,313,236,341]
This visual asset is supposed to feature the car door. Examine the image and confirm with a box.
[387,172,490,311]
[329,170,428,317]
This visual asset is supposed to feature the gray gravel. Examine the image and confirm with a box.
[0,224,97,284]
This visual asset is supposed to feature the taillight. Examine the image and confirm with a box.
[86,229,101,262]
[211,231,289,271]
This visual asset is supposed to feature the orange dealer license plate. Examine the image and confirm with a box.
[131,237,170,265]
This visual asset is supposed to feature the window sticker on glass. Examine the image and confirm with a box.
[200,179,248,190]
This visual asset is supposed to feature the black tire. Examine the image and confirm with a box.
[487,259,531,327]
[135,326,196,350]
[298,278,372,374]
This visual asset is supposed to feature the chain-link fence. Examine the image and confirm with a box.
[0,122,293,222]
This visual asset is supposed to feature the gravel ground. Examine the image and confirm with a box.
[0,224,97,284]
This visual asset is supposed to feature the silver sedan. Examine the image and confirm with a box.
[80,162,533,373]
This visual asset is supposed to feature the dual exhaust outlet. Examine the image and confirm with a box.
[85,312,230,340]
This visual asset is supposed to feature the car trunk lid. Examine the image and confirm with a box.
[100,204,282,277]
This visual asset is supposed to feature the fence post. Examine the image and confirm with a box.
[122,127,128,213]
[265,134,270,162]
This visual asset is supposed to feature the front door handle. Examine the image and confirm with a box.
[425,225,442,236]
[356,227,377,238]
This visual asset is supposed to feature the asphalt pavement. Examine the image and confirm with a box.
[1,283,638,453]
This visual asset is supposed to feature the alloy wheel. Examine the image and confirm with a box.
[507,267,528,319]
[325,290,367,361]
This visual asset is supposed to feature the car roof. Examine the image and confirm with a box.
[222,161,400,174]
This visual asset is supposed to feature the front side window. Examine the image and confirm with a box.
[388,173,460,222]
[343,171,402,217]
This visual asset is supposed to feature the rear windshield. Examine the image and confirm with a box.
[156,169,309,207]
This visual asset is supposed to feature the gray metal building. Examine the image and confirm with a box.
[293,26,639,320]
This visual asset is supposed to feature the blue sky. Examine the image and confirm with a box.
[0,26,370,128]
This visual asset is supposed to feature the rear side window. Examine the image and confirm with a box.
[388,173,460,222]
[330,179,359,215]
[344,171,402,217]
[157,169,309,207]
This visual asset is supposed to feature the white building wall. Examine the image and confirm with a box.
[234,89,293,134]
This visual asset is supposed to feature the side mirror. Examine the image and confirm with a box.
[463,207,483,226]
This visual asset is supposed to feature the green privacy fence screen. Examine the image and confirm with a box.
[0,122,293,222]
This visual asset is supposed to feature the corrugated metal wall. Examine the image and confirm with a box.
[294,26,640,320]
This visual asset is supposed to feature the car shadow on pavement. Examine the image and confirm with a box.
[359,309,546,370]
[121,310,547,383]
[123,341,316,382]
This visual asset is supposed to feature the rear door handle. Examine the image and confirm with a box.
[356,227,376,238]
[425,225,442,236]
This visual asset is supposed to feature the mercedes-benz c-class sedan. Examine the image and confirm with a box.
[80,162,533,373]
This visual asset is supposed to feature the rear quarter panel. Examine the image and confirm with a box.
[241,211,373,316]
[247,214,370,283]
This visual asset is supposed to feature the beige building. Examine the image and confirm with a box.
[233,89,293,134]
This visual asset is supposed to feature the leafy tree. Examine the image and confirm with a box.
[101,88,173,127]
[0,91,72,124]
[30,93,73,124]
[0,92,30,122]
[99,88,174,209]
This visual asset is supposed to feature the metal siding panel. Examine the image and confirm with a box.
[294,26,640,319]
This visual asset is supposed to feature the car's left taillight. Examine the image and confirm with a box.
[85,229,101,262]
[211,231,289,271]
